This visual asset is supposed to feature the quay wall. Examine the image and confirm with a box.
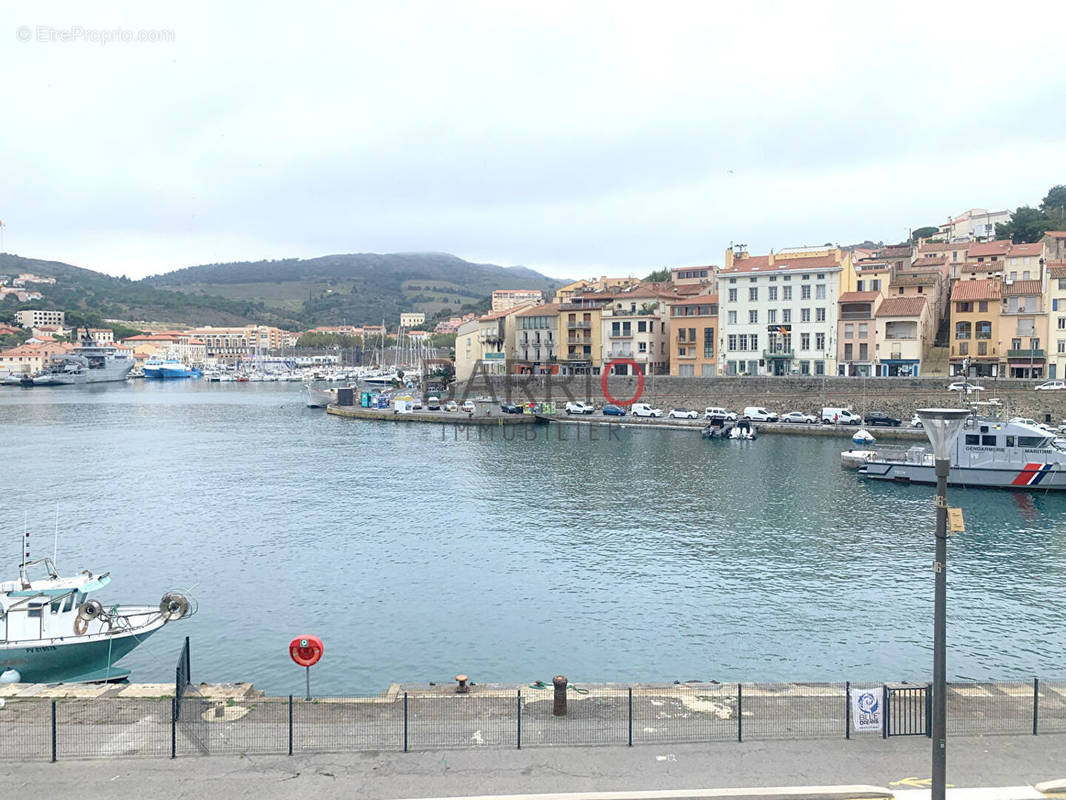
[454,375,1066,422]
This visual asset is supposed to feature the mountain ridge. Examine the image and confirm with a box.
[1,251,565,329]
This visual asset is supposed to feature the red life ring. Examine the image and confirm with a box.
[289,635,324,667]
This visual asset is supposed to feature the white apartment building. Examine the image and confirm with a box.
[399,312,426,327]
[719,248,850,376]
[15,309,65,328]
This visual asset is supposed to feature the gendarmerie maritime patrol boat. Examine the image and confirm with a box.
[859,416,1066,490]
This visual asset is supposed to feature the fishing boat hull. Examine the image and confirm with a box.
[860,460,1066,490]
[0,608,167,683]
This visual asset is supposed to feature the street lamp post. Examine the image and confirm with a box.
[915,408,970,800]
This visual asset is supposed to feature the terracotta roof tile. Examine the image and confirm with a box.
[876,296,927,317]
[1002,279,1043,296]
[951,279,1001,301]
[913,255,948,265]
[515,302,560,316]
[721,253,841,275]
[1044,231,1066,239]
[1007,242,1043,257]
[839,291,881,302]
[478,303,536,321]
[668,294,719,307]
[968,240,1012,257]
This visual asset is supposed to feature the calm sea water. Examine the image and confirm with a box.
[2,381,1066,696]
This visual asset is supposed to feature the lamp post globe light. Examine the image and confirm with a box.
[914,408,970,800]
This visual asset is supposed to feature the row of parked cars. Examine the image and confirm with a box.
[948,380,1066,392]
[561,401,910,426]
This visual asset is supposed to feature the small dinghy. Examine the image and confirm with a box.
[852,428,876,445]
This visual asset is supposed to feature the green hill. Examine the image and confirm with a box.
[0,252,563,329]
[143,252,562,326]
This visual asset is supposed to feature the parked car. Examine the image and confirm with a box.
[1035,380,1066,391]
[742,406,779,422]
[780,411,815,424]
[947,381,984,392]
[668,408,698,419]
[821,407,861,425]
[500,403,520,414]
[864,411,902,427]
[461,400,476,413]
[602,403,626,416]
[910,413,923,428]
[631,403,663,417]
[704,407,738,421]
[1009,417,1039,427]
[426,396,441,410]
[565,401,595,415]
[444,401,459,412]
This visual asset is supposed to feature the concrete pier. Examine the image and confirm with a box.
[326,405,537,425]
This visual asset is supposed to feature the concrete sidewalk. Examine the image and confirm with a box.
[3,733,1064,800]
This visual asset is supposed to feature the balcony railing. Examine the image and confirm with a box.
[840,311,872,320]
[763,350,794,359]
[566,321,592,330]
[1007,349,1045,359]
[608,332,633,339]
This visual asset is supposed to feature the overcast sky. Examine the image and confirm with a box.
[3,1,1065,281]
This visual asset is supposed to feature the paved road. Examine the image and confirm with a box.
[4,733,1065,800]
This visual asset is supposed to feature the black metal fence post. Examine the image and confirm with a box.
[517,690,521,750]
[184,635,191,684]
[628,687,633,747]
[845,682,850,740]
[50,700,56,763]
[288,695,294,755]
[1033,678,1039,736]
[403,692,408,753]
[926,683,933,738]
[737,683,743,742]
[170,696,176,759]
[881,685,888,739]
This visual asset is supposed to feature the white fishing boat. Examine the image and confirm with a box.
[1,538,193,683]
[860,416,1066,490]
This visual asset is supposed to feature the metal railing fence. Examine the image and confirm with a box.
[2,679,1066,761]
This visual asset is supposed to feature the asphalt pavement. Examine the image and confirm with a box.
[4,733,1065,800]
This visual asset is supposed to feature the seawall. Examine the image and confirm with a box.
[453,375,1066,423]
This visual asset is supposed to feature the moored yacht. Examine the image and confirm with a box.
[859,416,1066,489]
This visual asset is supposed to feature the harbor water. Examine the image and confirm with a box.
[2,381,1066,695]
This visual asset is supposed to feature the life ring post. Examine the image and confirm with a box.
[289,635,324,700]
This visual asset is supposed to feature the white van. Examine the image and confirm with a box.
[631,403,662,417]
[821,407,861,425]
[704,407,737,421]
[742,406,778,422]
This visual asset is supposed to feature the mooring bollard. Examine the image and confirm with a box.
[553,675,568,716]
[456,674,470,694]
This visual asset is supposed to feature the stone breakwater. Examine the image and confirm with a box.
[455,375,1066,423]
